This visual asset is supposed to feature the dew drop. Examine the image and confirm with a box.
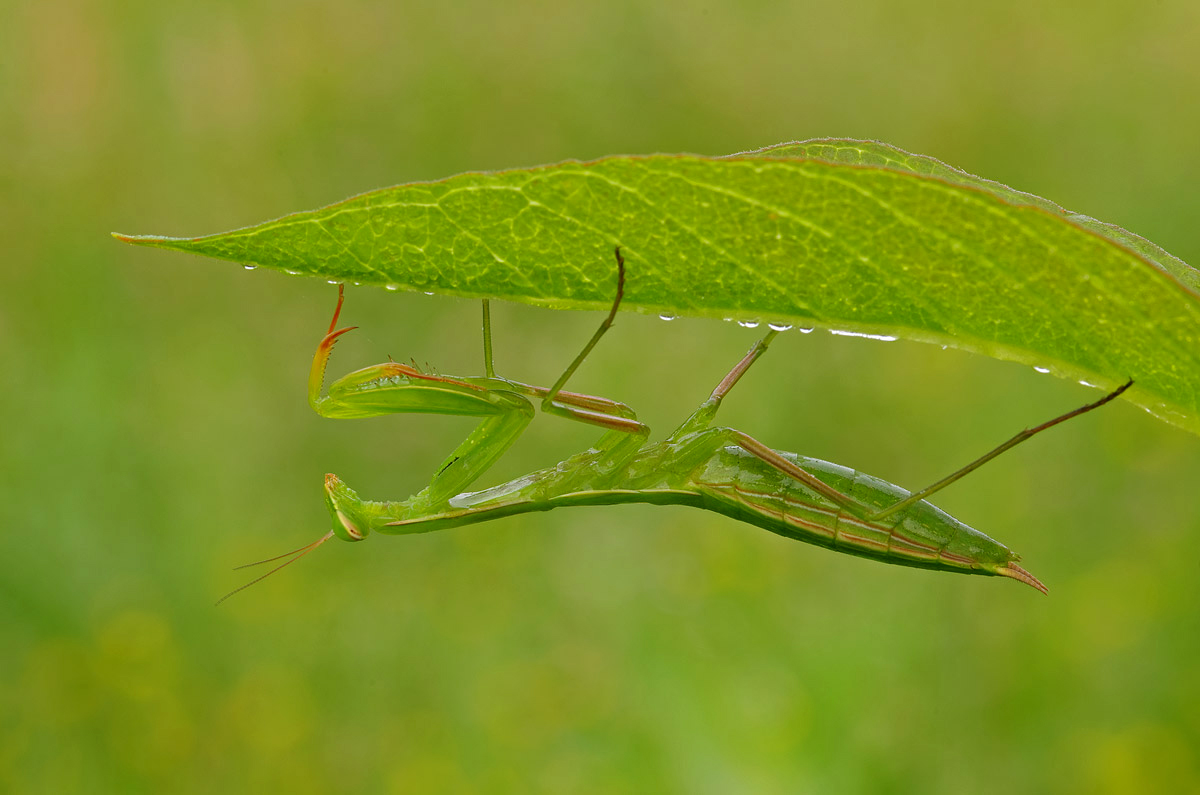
[385,284,399,291]
[1079,379,1097,388]
[659,313,677,321]
[326,280,338,285]
[243,264,257,270]
[768,323,792,331]
[1034,366,1050,374]
[737,320,760,329]
[285,269,300,276]
[830,330,898,341]
[423,291,434,296]
[798,327,814,334]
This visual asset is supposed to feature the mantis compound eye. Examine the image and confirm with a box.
[335,510,365,541]
[325,473,368,541]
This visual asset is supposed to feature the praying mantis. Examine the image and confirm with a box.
[222,248,1132,602]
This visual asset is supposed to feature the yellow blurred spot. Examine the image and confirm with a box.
[220,665,316,757]
[1073,724,1198,794]
[95,611,194,776]
[95,610,174,700]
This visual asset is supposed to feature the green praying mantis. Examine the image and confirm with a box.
[221,248,1132,602]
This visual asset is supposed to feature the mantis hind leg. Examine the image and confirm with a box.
[867,379,1134,521]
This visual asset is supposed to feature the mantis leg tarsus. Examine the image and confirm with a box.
[482,299,496,378]
[868,378,1135,522]
[327,283,347,333]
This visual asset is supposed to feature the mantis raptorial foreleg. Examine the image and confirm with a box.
[220,252,642,602]
[309,285,536,510]
[311,248,651,506]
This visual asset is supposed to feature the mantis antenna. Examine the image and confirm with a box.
[215,531,335,606]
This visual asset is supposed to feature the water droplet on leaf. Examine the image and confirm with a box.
[830,330,897,341]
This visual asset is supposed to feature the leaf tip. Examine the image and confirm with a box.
[112,232,164,246]
[111,232,197,252]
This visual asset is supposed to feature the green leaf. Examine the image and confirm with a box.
[114,138,1200,435]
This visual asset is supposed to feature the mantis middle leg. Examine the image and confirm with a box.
[474,247,651,491]
[530,248,651,489]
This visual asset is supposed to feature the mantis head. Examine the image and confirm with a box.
[324,473,371,541]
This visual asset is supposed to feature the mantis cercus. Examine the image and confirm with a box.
[222,248,1132,602]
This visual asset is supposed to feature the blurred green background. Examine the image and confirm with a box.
[4,0,1200,792]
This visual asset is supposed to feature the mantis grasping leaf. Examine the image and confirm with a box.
[222,249,1130,602]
